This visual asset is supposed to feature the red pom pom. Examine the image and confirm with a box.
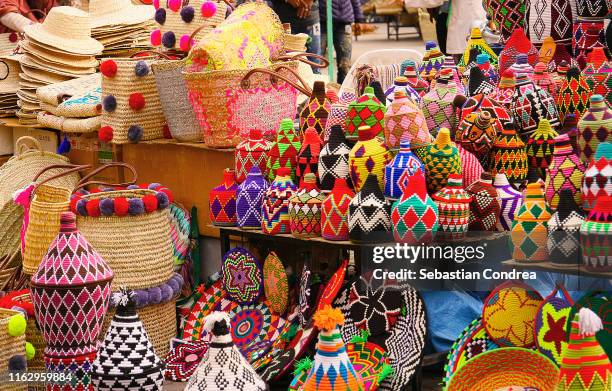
[162,124,172,138]
[100,60,118,78]
[114,197,129,216]
[161,188,174,203]
[151,29,161,46]
[70,197,80,214]
[143,195,158,212]
[168,0,181,11]
[201,1,217,17]
[86,199,101,217]
[8,32,17,43]
[153,0,160,8]
[99,125,113,142]
[129,93,146,110]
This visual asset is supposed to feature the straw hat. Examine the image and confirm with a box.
[20,40,99,68]
[0,33,18,57]
[0,55,21,94]
[89,0,155,29]
[24,7,103,55]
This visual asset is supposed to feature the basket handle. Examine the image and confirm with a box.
[241,67,312,96]
[15,136,43,158]
[274,52,330,69]
[32,164,92,194]
[129,50,173,60]
[75,162,139,189]
[273,64,315,93]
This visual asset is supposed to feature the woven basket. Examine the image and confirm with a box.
[12,293,45,370]
[183,61,302,148]
[75,188,174,291]
[0,308,26,391]
[0,250,21,291]
[100,57,167,144]
[0,137,81,258]
[152,59,201,142]
[102,299,176,358]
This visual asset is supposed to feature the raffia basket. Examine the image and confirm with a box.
[0,308,26,391]
[152,59,201,142]
[100,57,166,144]
[75,189,174,291]
[12,293,45,370]
[0,250,21,291]
[0,137,81,258]
[102,299,176,358]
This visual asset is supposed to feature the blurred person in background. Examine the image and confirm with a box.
[319,0,364,83]
[0,0,59,33]
[269,0,322,60]
[446,0,486,60]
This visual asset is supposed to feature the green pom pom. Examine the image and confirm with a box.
[25,342,35,360]
[293,357,313,376]
[7,315,26,337]
[376,363,394,384]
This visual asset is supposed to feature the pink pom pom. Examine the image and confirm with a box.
[179,34,192,52]
[150,29,161,46]
[153,0,160,8]
[201,1,217,18]
[168,0,181,11]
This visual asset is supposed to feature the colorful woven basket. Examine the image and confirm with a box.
[349,126,392,193]
[566,292,612,360]
[30,212,114,357]
[209,168,238,227]
[420,68,458,137]
[403,62,429,97]
[533,62,558,100]
[0,308,26,390]
[321,178,354,241]
[384,90,428,150]
[296,127,322,184]
[221,247,262,304]
[384,76,421,104]
[466,66,495,98]
[507,53,535,80]
[457,145,484,190]
[526,118,559,174]
[235,129,273,183]
[460,27,498,67]
[582,142,612,211]
[349,174,391,243]
[546,133,585,209]
[384,141,425,199]
[583,48,611,104]
[267,118,302,182]
[548,189,586,267]
[323,92,355,141]
[422,128,462,194]
[534,285,574,366]
[490,122,528,188]
[511,73,560,139]
[299,81,331,140]
[498,27,538,74]
[346,86,386,140]
[163,339,209,382]
[318,125,351,192]
[580,195,612,272]
[288,173,325,238]
[466,172,500,231]
[494,173,523,231]
[525,0,574,45]
[236,166,269,229]
[485,0,526,42]
[456,110,496,167]
[44,352,96,391]
[573,19,606,69]
[455,94,512,140]
[578,95,612,164]
[263,252,289,314]
[432,173,471,239]
[575,0,610,18]
[262,167,297,235]
[557,66,592,125]
[511,183,552,262]
[391,170,439,244]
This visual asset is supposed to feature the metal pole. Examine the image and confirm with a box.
[326,0,335,82]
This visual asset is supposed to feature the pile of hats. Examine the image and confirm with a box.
[17,6,102,124]
[0,54,21,117]
[89,0,156,57]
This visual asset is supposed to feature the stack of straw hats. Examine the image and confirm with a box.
[89,0,155,57]
[0,55,21,117]
[17,6,102,124]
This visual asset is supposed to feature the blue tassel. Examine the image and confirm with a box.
[57,135,71,154]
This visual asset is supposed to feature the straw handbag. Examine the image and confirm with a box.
[0,308,26,391]
[22,164,91,275]
[73,164,175,291]
[0,137,81,258]
[152,58,201,142]
[100,55,167,144]
[183,61,305,148]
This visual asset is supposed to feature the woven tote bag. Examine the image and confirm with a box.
[0,308,26,391]
[100,55,167,144]
[183,62,303,148]
[152,58,201,142]
[0,137,81,259]
[22,164,91,275]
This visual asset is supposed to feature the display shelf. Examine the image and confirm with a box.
[502,259,612,278]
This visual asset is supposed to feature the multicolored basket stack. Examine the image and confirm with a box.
[577,94,612,163]
[384,90,428,150]
[384,76,421,104]
[457,145,484,190]
[299,81,331,140]
[267,118,302,181]
[209,169,238,227]
[349,126,392,193]
[318,125,351,192]
[494,173,523,231]
[236,167,269,229]
[456,110,496,167]
[511,183,552,262]
[580,195,612,272]
[557,66,592,125]
[525,0,574,45]
[533,62,558,100]
[490,122,528,188]
[573,19,606,69]
[490,69,515,109]
[349,174,391,243]
[262,167,297,235]
[403,62,429,97]
[526,119,559,175]
[460,28,498,67]
[235,129,273,183]
[420,68,458,137]
[547,189,586,267]
[506,54,534,80]
[289,173,325,238]
[296,127,322,183]
[498,27,538,74]
[384,141,425,199]
[583,47,611,103]
[545,133,585,209]
[346,86,386,140]
[324,92,355,141]
[466,66,496,97]
[454,94,511,138]
[476,53,498,85]
[485,0,526,42]
[391,170,439,244]
[511,73,560,139]
[432,173,471,239]
[466,172,500,231]
[422,128,462,194]
[321,178,355,241]
[582,142,612,211]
